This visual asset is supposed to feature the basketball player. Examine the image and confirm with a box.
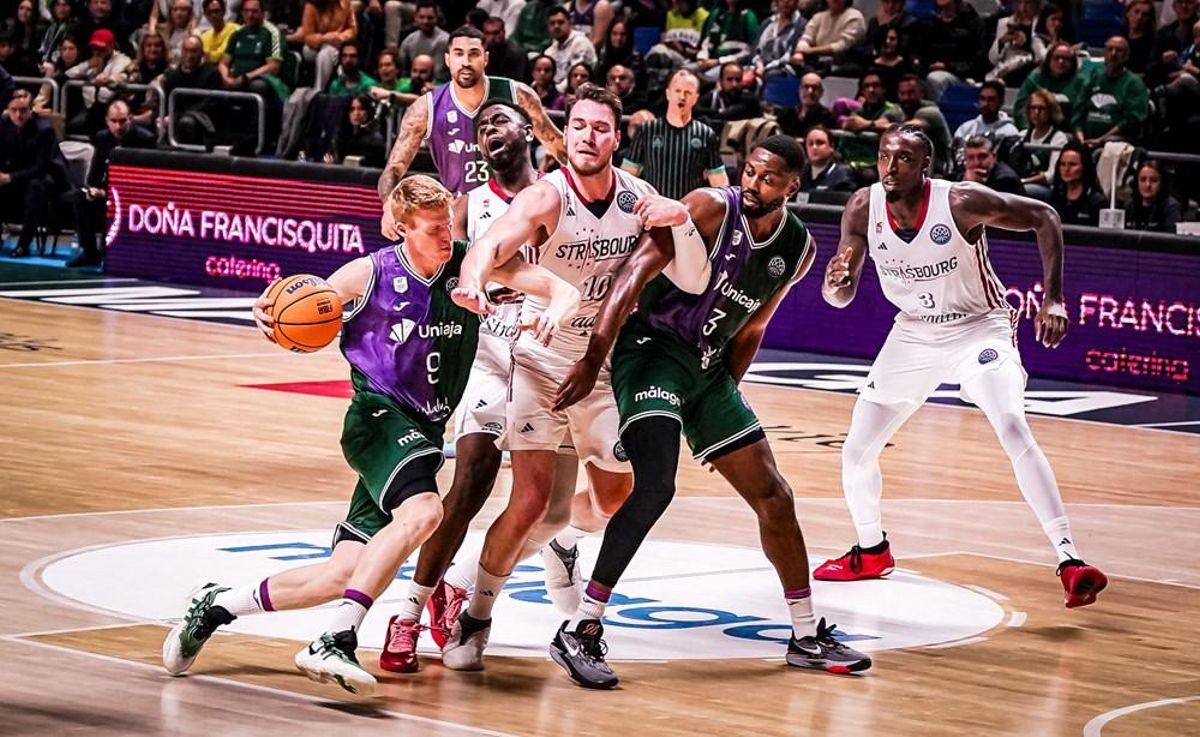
[160,176,581,697]
[437,83,712,672]
[377,25,568,236]
[549,136,873,689]
[379,98,590,673]
[814,124,1108,609]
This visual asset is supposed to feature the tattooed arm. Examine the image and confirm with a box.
[515,81,567,167]
[377,94,430,203]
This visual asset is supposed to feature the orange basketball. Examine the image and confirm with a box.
[267,274,343,353]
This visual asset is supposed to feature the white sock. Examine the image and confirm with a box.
[443,560,477,591]
[397,582,435,621]
[1042,515,1079,563]
[212,585,266,617]
[466,567,510,621]
[327,590,372,634]
[553,525,586,550]
[567,588,609,629]
[785,587,816,639]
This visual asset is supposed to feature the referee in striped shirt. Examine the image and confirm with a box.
[621,69,729,199]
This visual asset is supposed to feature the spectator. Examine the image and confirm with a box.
[1121,0,1156,75]
[664,0,709,58]
[777,71,835,137]
[400,1,447,81]
[1049,139,1105,226]
[0,29,27,77]
[801,125,856,192]
[64,29,132,136]
[622,68,728,199]
[752,0,805,79]
[1017,88,1068,200]
[160,34,223,144]
[327,39,374,94]
[895,73,952,175]
[299,0,356,92]
[0,65,10,112]
[128,29,169,128]
[220,0,288,141]
[986,0,1046,85]
[71,98,155,267]
[1075,36,1149,149]
[696,60,760,123]
[838,70,903,179]
[476,0,526,38]
[961,135,1025,194]
[331,92,384,164]
[919,0,984,102]
[33,36,78,111]
[606,63,650,114]
[530,52,563,108]
[1147,0,1198,88]
[0,90,72,258]
[873,27,915,97]
[598,18,643,84]
[696,0,760,77]
[1012,41,1086,130]
[513,0,554,55]
[562,59,593,99]
[626,0,668,29]
[1125,160,1182,232]
[482,14,528,81]
[73,0,133,57]
[953,80,1019,142]
[199,0,238,65]
[790,0,865,73]
[544,6,596,84]
[156,0,198,61]
[37,0,76,71]
[8,0,45,76]
[855,0,917,70]
[564,0,615,48]
[1161,20,1200,151]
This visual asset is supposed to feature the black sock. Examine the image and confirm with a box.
[859,533,888,555]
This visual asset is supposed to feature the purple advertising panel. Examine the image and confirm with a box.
[765,221,1200,395]
[104,161,388,289]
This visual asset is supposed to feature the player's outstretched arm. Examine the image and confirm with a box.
[492,257,582,345]
[377,96,430,203]
[635,191,714,294]
[515,82,567,167]
[951,181,1067,348]
[726,242,816,383]
[822,187,870,309]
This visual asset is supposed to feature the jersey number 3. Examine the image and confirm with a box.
[918,292,935,309]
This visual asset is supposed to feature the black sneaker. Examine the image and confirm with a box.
[549,619,618,689]
[786,618,872,674]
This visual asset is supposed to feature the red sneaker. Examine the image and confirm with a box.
[813,542,895,581]
[426,579,469,650]
[379,615,421,673]
[1058,560,1108,608]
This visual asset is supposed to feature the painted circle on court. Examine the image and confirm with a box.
[38,531,1004,660]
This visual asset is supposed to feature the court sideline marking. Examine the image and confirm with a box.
[1082,695,1200,737]
[0,351,290,369]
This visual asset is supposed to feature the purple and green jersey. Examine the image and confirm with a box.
[424,76,518,195]
[638,186,812,369]
[340,241,479,426]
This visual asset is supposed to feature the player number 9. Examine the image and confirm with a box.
[426,351,440,384]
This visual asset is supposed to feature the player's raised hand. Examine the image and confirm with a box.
[825,250,854,289]
[635,195,689,229]
[553,355,602,411]
[380,206,400,240]
[1034,297,1069,348]
[252,280,278,343]
[451,286,496,315]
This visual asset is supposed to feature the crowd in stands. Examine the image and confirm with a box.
[1,0,1197,266]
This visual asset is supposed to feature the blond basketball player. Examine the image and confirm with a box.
[439,83,711,671]
[816,124,1108,609]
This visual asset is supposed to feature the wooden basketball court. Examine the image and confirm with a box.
[2,282,1198,737]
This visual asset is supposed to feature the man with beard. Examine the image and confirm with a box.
[549,135,872,689]
[482,15,528,81]
[378,25,566,236]
[438,83,711,673]
[814,124,1108,612]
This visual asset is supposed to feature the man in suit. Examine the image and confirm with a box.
[71,99,156,267]
[0,90,73,258]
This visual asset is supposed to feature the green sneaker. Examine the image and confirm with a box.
[294,629,376,697]
[162,582,234,675]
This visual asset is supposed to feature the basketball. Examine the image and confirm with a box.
[266,274,343,353]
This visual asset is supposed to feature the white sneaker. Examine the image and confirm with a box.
[294,630,376,697]
[440,612,490,671]
[542,540,582,615]
[162,582,234,675]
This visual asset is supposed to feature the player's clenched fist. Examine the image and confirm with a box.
[825,250,854,289]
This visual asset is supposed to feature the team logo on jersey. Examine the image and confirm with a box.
[767,255,787,279]
[446,109,459,124]
[617,190,638,214]
[390,318,417,344]
[690,137,702,149]
[930,224,953,245]
[448,140,466,154]
[978,348,999,365]
[445,277,459,293]
[875,222,883,234]
[613,441,628,462]
[652,136,665,149]
[483,421,503,434]
[731,231,743,246]
[393,277,409,293]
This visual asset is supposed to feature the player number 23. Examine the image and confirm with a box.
[465,160,491,183]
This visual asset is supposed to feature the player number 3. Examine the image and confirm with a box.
[918,292,935,309]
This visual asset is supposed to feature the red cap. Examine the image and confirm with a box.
[90,29,116,49]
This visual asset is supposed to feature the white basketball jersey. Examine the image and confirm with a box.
[523,167,657,356]
[467,179,522,343]
[867,179,1009,325]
